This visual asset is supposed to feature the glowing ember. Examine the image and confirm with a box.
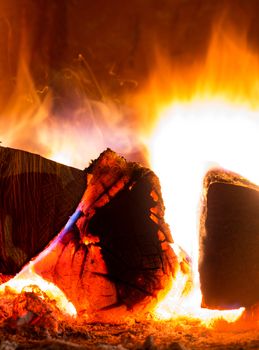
[0,264,77,317]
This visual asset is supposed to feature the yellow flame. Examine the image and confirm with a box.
[145,27,259,324]
[154,270,244,326]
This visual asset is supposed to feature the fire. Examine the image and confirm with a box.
[148,103,250,325]
[143,27,259,324]
[1,20,259,327]
[0,57,137,169]
[0,263,77,317]
[149,100,259,259]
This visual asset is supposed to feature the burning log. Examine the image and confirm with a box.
[21,149,179,321]
[0,146,86,276]
[200,169,259,309]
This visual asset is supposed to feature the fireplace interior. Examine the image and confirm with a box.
[1,1,259,349]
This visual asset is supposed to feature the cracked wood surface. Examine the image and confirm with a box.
[30,149,179,321]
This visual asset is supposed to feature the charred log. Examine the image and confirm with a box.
[200,169,259,309]
[0,146,86,275]
[31,149,178,320]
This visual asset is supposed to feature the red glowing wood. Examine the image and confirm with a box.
[32,149,179,319]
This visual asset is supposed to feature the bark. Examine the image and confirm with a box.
[0,146,86,275]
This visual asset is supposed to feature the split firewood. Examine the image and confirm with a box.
[200,168,259,309]
[22,149,180,320]
[0,146,86,275]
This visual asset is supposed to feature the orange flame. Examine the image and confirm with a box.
[1,22,259,325]
[0,57,139,169]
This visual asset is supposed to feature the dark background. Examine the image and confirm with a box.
[1,0,259,106]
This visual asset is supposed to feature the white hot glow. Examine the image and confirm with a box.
[149,98,258,323]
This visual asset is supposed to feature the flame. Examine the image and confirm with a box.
[1,20,259,326]
[141,26,259,325]
[0,56,139,169]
